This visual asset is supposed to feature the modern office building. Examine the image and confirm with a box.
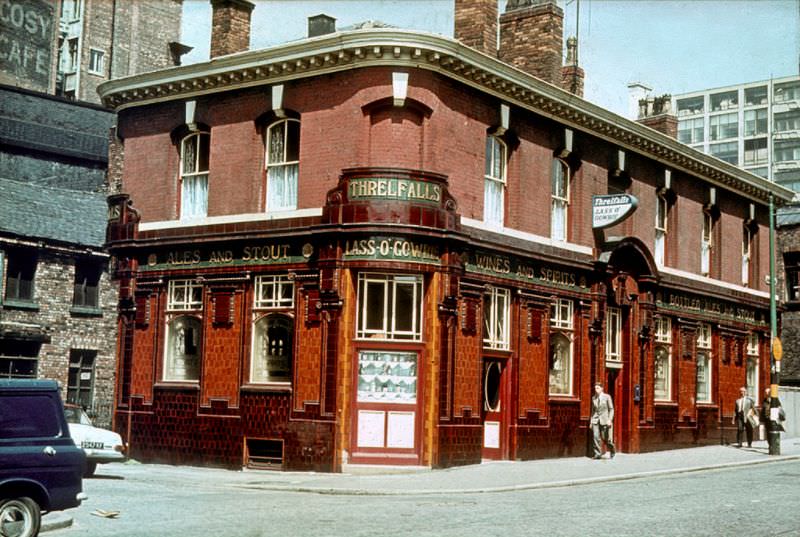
[669,75,800,192]
[100,0,793,471]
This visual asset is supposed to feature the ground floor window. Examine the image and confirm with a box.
[164,315,201,381]
[0,340,39,378]
[549,332,572,395]
[696,352,712,403]
[356,351,418,450]
[654,345,671,401]
[251,314,293,383]
[356,273,423,341]
[67,349,96,409]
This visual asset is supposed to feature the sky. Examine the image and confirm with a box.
[180,0,800,118]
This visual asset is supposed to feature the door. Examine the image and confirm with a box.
[606,365,625,451]
[351,350,420,464]
[482,359,507,460]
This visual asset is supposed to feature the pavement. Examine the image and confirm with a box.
[41,436,800,532]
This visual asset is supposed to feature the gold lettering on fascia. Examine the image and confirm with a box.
[348,178,442,203]
[472,253,581,288]
[661,292,757,322]
[159,245,292,267]
[344,239,439,261]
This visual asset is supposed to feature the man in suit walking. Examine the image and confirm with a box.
[591,382,616,459]
[732,386,756,447]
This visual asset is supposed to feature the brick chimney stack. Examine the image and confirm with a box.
[454,0,498,56]
[637,94,678,138]
[499,0,563,86]
[210,0,255,58]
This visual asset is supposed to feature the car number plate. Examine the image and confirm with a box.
[82,441,104,449]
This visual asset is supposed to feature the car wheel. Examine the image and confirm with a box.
[0,497,41,537]
[84,462,98,477]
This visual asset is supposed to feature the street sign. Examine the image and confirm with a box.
[772,337,783,360]
[591,194,638,229]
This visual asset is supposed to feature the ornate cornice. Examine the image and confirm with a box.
[98,29,794,205]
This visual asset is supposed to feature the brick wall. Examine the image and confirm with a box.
[454,0,498,56]
[499,1,564,86]
[210,0,254,58]
[1,249,118,427]
[77,0,183,104]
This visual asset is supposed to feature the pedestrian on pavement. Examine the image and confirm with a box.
[761,388,772,436]
[732,386,756,447]
[590,382,615,459]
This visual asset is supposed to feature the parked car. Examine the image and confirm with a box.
[63,404,126,477]
[0,379,86,537]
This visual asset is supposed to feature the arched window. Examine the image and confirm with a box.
[164,315,201,381]
[551,158,570,242]
[484,136,507,226]
[265,119,300,212]
[549,297,573,395]
[179,132,209,220]
[251,314,293,383]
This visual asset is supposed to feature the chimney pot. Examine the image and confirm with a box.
[308,14,336,38]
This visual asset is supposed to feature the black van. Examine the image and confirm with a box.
[0,379,86,537]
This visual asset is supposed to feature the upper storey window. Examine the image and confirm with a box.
[265,119,299,212]
[483,136,507,227]
[655,193,668,266]
[180,132,209,220]
[551,159,570,242]
[701,210,714,277]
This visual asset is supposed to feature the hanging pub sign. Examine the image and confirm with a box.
[592,194,639,229]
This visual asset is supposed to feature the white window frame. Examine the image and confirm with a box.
[163,315,202,382]
[254,275,294,310]
[746,332,759,398]
[88,47,104,75]
[250,313,293,384]
[356,273,423,341]
[605,307,622,363]
[696,323,712,403]
[549,298,573,396]
[551,159,570,242]
[179,132,209,220]
[483,136,507,227]
[654,316,672,400]
[654,345,672,402]
[655,193,668,266]
[167,279,203,312]
[265,119,300,212]
[701,210,713,276]
[483,287,510,351]
[742,225,752,286]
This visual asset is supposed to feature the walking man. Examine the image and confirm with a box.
[591,382,616,459]
[732,386,755,447]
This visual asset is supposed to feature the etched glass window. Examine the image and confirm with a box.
[606,307,622,363]
[549,298,573,395]
[251,314,292,383]
[265,119,299,212]
[654,345,671,401]
[180,132,209,220]
[164,315,201,382]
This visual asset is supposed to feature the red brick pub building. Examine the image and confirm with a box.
[100,0,794,471]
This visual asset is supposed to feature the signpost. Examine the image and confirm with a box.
[592,194,639,229]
